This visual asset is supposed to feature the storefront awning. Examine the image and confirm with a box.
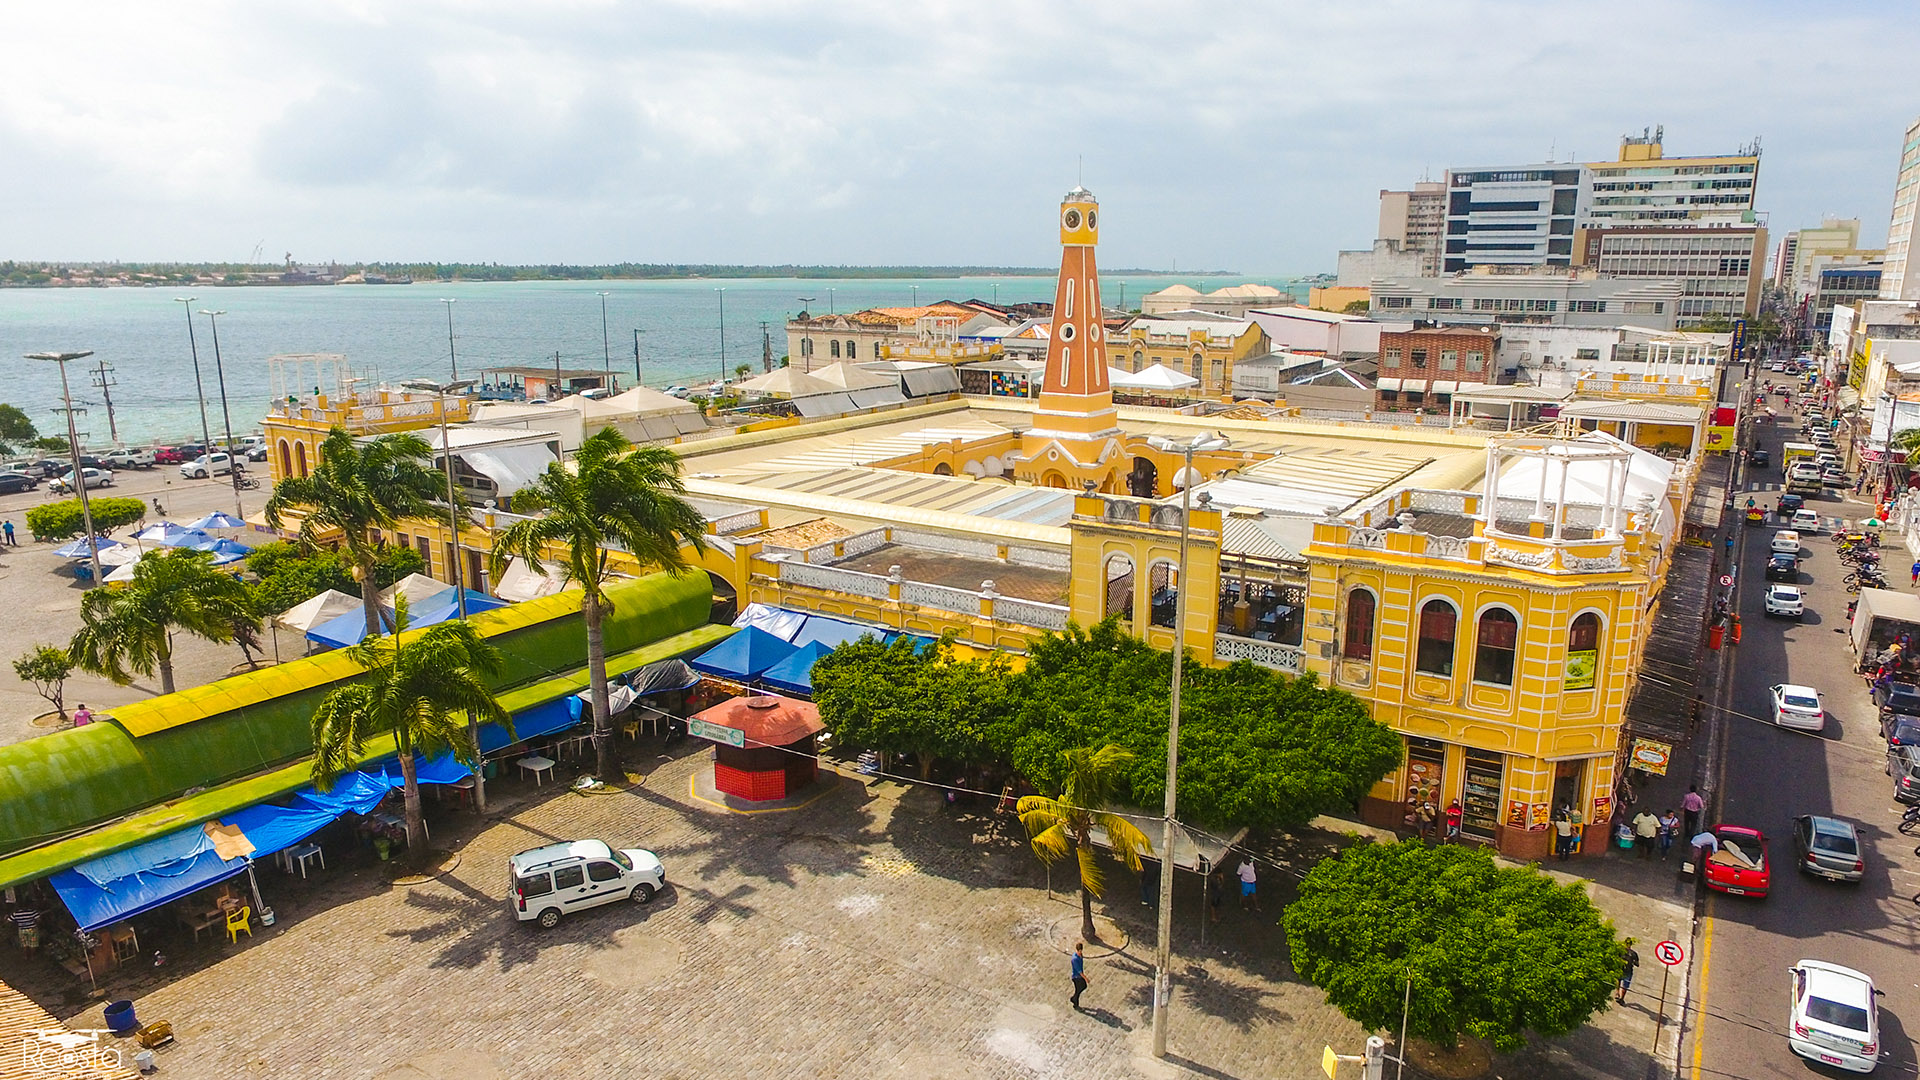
[49,827,251,932]
[690,625,793,680]
[1376,377,1402,391]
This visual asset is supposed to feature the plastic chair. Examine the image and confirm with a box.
[225,905,252,943]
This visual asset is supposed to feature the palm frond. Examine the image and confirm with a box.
[1075,844,1107,900]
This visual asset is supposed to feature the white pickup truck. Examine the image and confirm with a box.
[101,447,156,470]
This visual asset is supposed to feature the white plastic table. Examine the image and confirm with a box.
[518,755,556,786]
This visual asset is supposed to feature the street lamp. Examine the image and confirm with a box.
[198,311,246,520]
[909,284,919,307]
[597,291,612,383]
[172,298,216,464]
[402,376,482,812]
[631,328,645,387]
[1143,429,1229,1058]
[714,287,727,388]
[27,351,101,586]
[439,298,458,381]
[825,287,835,315]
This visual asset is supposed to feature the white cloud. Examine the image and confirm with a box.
[1,0,1915,270]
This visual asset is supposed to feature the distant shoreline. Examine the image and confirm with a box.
[1,263,1253,288]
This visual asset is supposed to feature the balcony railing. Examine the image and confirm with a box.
[1213,633,1305,674]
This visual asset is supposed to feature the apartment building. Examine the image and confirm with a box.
[1576,224,1768,324]
[1442,165,1587,271]
[1379,182,1447,275]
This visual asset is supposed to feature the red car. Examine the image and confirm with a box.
[1702,825,1770,898]
[151,446,183,465]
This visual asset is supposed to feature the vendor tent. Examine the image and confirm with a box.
[494,557,574,603]
[735,367,838,399]
[689,625,794,680]
[808,361,898,391]
[380,573,455,610]
[790,615,885,650]
[272,589,362,633]
[52,536,119,559]
[48,823,251,932]
[305,588,506,649]
[757,641,833,697]
[1112,363,1201,391]
[604,385,704,416]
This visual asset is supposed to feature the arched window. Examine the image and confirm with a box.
[277,440,292,478]
[1132,349,1144,371]
[1343,589,1375,660]
[1415,599,1457,676]
[845,340,856,358]
[1473,608,1519,686]
[294,441,308,478]
[1567,612,1603,689]
[801,338,813,357]
[1104,554,1135,623]
[1148,561,1179,628]
[830,340,841,359]
[1190,353,1204,378]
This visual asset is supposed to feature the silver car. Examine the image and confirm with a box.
[1793,815,1864,883]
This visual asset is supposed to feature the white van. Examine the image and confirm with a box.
[1771,530,1802,555]
[509,840,665,928]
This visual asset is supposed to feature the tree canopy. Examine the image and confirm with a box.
[68,548,258,694]
[243,540,423,617]
[0,403,36,455]
[1284,840,1624,1053]
[811,620,1402,832]
[25,496,146,541]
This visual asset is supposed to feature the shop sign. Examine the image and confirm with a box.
[689,719,745,747]
[1629,738,1673,776]
[1565,649,1598,690]
[1590,795,1612,822]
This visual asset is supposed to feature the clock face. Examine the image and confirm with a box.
[1087,210,1098,231]
[1063,208,1082,230]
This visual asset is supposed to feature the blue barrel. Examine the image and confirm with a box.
[104,999,137,1034]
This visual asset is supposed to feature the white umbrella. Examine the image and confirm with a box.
[104,558,144,584]
[96,545,145,568]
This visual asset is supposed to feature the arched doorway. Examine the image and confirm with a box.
[1104,554,1135,624]
[1127,456,1158,497]
[932,462,953,476]
[1039,471,1070,489]
[278,440,292,477]
[294,441,308,477]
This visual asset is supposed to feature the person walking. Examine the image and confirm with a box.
[1682,785,1705,839]
[1444,800,1463,843]
[1632,809,1660,858]
[1618,939,1640,1004]
[1237,855,1259,913]
[1139,857,1159,906]
[8,903,40,951]
[1209,866,1224,924]
[1658,809,1680,859]
[1414,800,1437,842]
[1910,558,1919,587]
[1069,941,1088,1010]
[1,520,14,546]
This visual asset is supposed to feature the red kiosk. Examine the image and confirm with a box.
[689,694,824,802]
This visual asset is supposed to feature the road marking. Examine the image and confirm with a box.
[1691,908,1715,1080]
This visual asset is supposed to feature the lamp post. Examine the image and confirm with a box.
[1144,429,1229,1058]
[28,351,101,586]
[172,298,216,462]
[439,298,458,380]
[825,287,835,315]
[597,291,612,384]
[632,328,644,386]
[715,287,727,389]
[402,377,482,811]
[909,284,919,306]
[198,311,246,520]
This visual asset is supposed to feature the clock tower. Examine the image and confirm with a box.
[1018,185,1124,490]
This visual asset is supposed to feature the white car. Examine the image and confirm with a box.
[508,839,666,929]
[1789,960,1880,1072]
[101,447,154,470]
[1790,508,1821,533]
[1771,530,1802,555]
[1765,584,1804,618]
[664,385,691,399]
[47,467,114,492]
[1771,684,1826,731]
[180,452,233,479]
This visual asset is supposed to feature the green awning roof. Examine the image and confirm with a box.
[0,622,733,891]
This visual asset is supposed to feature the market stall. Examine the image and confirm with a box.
[688,694,825,802]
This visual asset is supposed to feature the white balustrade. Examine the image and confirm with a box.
[900,580,980,613]
[1213,634,1305,674]
[778,561,892,599]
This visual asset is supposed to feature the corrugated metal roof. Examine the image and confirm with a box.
[1219,514,1314,562]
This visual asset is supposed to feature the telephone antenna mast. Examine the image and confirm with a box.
[89,358,120,444]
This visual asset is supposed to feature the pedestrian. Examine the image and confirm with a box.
[1237,855,1259,912]
[1658,809,1680,859]
[1681,785,1704,839]
[1444,799,1463,843]
[71,703,92,728]
[8,903,39,951]
[1690,695,1705,734]
[1910,558,1918,586]
[1414,800,1437,841]
[1,520,13,546]
[1554,811,1575,860]
[1209,867,1224,924]
[1618,939,1640,1004]
[1069,941,1087,1009]
[1139,857,1160,906]
[1690,830,1719,867]
[1568,806,1584,855]
[1632,809,1660,858]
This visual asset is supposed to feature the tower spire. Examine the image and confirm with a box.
[1018,185,1122,491]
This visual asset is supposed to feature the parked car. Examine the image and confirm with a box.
[1778,492,1806,515]
[245,443,269,461]
[1889,744,1920,804]
[1793,816,1865,883]
[1771,530,1802,555]
[1765,583,1804,617]
[1882,714,1920,748]
[1766,554,1800,583]
[1751,448,1771,468]
[151,446,184,465]
[1787,960,1881,1072]
[1702,825,1770,897]
[101,447,155,470]
[664,385,691,399]
[1822,466,1849,488]
[1791,508,1822,533]
[47,467,114,493]
[0,471,39,494]
[180,452,233,479]
[1771,684,1826,731]
[1873,680,1920,718]
[508,840,666,929]
[1789,463,1821,485]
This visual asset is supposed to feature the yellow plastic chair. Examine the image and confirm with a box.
[225,905,252,943]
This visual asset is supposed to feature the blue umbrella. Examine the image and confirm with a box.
[52,536,121,559]
[160,529,214,549]
[209,549,248,567]
[132,521,181,542]
[195,537,253,557]
[186,511,247,530]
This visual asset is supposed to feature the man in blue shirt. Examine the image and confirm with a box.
[1070,941,1087,1010]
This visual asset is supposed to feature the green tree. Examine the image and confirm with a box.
[810,635,1010,774]
[25,496,147,541]
[13,645,74,719]
[1284,840,1624,1054]
[32,436,70,453]
[264,426,450,641]
[0,403,36,456]
[1890,427,1920,457]
[1017,745,1154,943]
[309,610,509,868]
[490,427,707,780]
[1342,299,1371,314]
[68,548,259,694]
[734,363,753,380]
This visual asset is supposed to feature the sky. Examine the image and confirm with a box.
[2,1,1916,275]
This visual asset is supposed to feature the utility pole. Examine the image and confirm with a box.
[761,321,774,372]
[29,351,102,586]
[89,358,120,445]
[632,328,644,386]
[172,297,216,461]
[553,351,562,398]
[439,298,458,380]
[597,291,612,384]
[715,287,727,388]
[200,310,246,519]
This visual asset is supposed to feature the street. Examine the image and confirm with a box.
[1688,382,1920,1079]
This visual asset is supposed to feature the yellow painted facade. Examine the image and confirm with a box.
[261,388,468,485]
[1106,318,1270,399]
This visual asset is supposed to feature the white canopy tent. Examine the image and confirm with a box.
[272,589,363,633]
[807,361,898,391]
[380,573,456,610]
[735,367,839,399]
[1111,363,1201,391]
[493,557,576,603]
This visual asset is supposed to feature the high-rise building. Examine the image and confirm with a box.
[1576,224,1768,325]
[1377,182,1447,275]
[1772,218,1880,299]
[1881,116,1920,301]
[1581,128,1761,227]
[1442,165,1587,272]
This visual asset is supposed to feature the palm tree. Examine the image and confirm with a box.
[310,609,508,868]
[264,426,450,642]
[1890,427,1920,456]
[490,427,707,780]
[1017,744,1154,943]
[69,548,258,695]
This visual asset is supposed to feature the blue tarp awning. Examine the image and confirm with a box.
[479,695,582,754]
[52,536,120,559]
[689,625,796,680]
[790,615,887,651]
[757,641,834,697]
[306,589,511,648]
[49,827,251,932]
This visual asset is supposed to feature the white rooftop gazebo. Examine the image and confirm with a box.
[1112,363,1201,392]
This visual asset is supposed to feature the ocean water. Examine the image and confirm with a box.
[0,274,1308,446]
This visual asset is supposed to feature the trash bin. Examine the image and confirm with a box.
[103,999,137,1034]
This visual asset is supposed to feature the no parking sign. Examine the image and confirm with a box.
[1654,940,1685,967]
